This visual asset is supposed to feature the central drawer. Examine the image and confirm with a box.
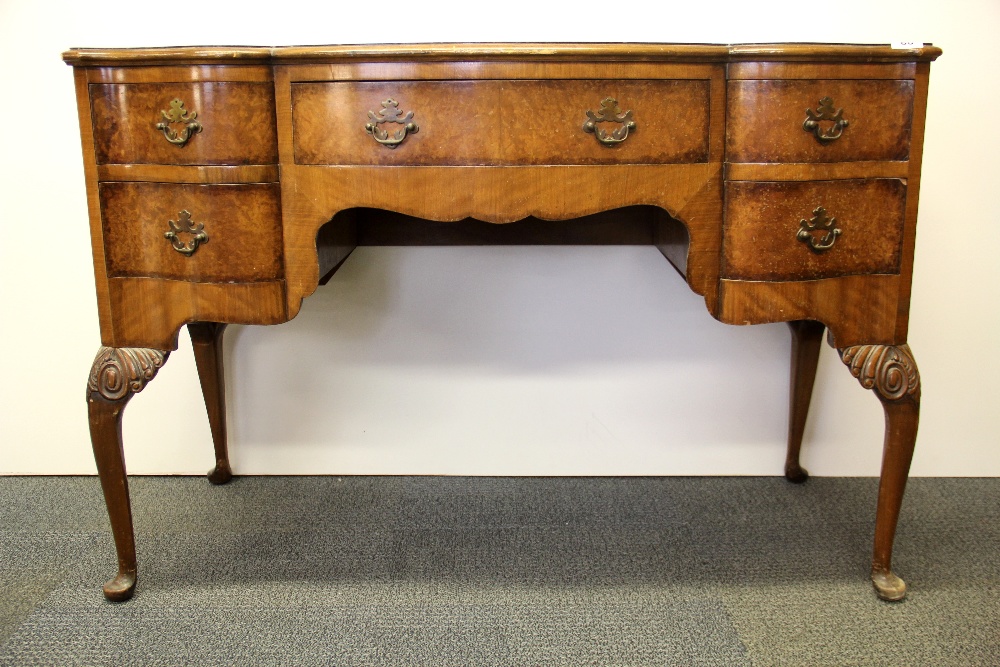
[291,79,711,166]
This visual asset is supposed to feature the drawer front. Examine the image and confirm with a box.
[293,81,502,166]
[723,179,906,281]
[291,80,710,166]
[727,80,914,163]
[100,182,283,283]
[499,80,710,165]
[91,83,278,165]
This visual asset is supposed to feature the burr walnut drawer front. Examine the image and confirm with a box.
[726,79,914,163]
[99,182,283,283]
[723,179,906,281]
[291,79,711,165]
[89,82,278,165]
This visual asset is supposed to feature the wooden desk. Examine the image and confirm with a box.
[63,43,941,602]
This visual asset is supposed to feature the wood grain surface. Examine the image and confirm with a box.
[100,182,283,283]
[723,179,906,281]
[107,278,287,350]
[91,82,278,165]
[293,79,710,166]
[727,79,914,163]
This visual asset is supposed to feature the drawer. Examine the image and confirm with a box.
[723,179,906,281]
[90,83,278,165]
[100,182,283,283]
[726,80,914,163]
[499,80,710,165]
[291,80,710,166]
[293,81,501,166]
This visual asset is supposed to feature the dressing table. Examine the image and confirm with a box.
[63,42,941,602]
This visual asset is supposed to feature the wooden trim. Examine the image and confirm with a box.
[108,278,287,350]
[728,62,917,80]
[278,163,721,319]
[283,62,720,82]
[73,68,115,346]
[895,62,932,341]
[718,275,903,348]
[726,162,910,181]
[273,66,301,316]
[97,164,279,184]
[66,47,274,66]
[728,44,940,63]
[85,65,274,83]
[708,65,726,164]
[63,43,943,66]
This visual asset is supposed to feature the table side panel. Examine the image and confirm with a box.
[78,64,288,349]
[895,62,933,341]
[73,68,115,345]
[719,61,926,345]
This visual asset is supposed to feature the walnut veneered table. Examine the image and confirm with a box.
[63,43,941,602]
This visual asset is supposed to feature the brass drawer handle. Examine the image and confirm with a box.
[365,99,419,148]
[583,97,636,146]
[803,97,849,143]
[164,209,208,256]
[155,98,203,147]
[797,206,841,252]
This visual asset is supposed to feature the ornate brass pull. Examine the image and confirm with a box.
[803,97,849,143]
[164,210,208,256]
[797,206,841,252]
[365,99,418,148]
[583,97,636,146]
[156,98,203,147]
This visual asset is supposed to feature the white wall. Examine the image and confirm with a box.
[1,0,997,477]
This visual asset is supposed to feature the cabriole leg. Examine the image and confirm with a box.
[839,343,921,601]
[785,320,825,482]
[87,346,169,602]
[189,323,232,484]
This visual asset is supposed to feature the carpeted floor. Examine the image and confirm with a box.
[0,476,997,666]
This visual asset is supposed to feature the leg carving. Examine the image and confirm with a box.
[87,346,169,602]
[189,323,232,485]
[839,343,920,601]
[786,320,825,483]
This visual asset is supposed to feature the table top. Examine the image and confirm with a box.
[62,42,943,65]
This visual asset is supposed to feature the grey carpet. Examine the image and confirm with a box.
[0,476,997,666]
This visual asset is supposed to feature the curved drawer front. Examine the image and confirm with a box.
[90,82,278,165]
[723,179,906,281]
[100,182,283,283]
[291,79,710,166]
[293,81,500,166]
[500,79,710,165]
[727,80,914,163]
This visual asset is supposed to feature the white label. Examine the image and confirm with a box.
[891,41,922,49]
